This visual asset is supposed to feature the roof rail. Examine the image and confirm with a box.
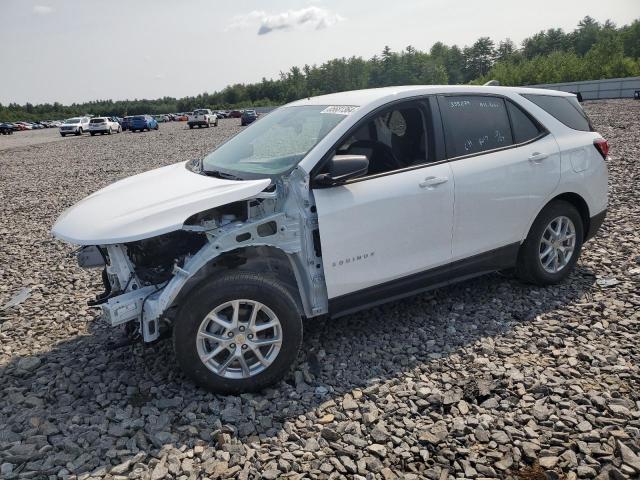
[483,80,500,86]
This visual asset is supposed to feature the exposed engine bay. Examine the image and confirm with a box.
[125,231,207,285]
[80,172,328,343]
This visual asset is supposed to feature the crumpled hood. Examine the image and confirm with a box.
[52,161,271,245]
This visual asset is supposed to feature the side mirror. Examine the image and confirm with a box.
[314,154,369,187]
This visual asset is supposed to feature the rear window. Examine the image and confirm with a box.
[521,94,593,132]
[90,118,106,123]
[133,116,145,120]
[439,95,514,158]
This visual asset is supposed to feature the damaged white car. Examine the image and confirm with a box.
[52,85,608,393]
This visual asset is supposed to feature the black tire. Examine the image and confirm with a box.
[189,124,194,129]
[60,133,66,137]
[90,132,95,136]
[516,200,584,286]
[108,128,112,135]
[173,271,303,394]
[75,128,82,136]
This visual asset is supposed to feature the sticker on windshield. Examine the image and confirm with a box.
[321,105,358,115]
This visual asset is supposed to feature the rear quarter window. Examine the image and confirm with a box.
[521,94,593,132]
[506,101,544,144]
[439,95,514,158]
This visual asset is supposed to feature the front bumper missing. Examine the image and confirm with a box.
[101,286,161,340]
[77,244,163,342]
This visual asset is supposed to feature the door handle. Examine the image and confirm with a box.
[528,152,549,163]
[419,176,449,189]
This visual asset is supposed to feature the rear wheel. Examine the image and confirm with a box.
[173,271,303,394]
[75,128,82,136]
[189,124,194,129]
[516,200,584,285]
[60,133,66,137]
[108,128,112,135]
[90,132,95,136]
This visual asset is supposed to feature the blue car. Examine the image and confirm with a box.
[130,115,159,132]
[240,109,258,126]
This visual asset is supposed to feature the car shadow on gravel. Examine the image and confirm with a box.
[0,267,596,473]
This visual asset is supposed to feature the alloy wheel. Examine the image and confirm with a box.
[539,215,576,273]
[196,299,282,379]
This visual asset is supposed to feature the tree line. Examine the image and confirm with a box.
[1,16,638,122]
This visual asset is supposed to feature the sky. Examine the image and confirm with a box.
[0,0,638,105]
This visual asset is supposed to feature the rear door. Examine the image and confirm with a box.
[314,98,454,311]
[438,94,560,262]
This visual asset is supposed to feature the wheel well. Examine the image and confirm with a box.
[547,192,590,240]
[169,246,304,314]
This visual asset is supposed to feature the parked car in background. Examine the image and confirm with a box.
[240,109,258,126]
[121,116,133,131]
[0,123,15,134]
[215,110,229,119]
[59,117,90,136]
[89,117,122,135]
[174,113,188,121]
[130,115,159,132]
[229,110,242,118]
[188,109,218,128]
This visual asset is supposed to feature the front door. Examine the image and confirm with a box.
[312,99,454,311]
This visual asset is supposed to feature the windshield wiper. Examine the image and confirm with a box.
[202,169,243,181]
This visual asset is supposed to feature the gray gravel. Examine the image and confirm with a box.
[1,103,639,479]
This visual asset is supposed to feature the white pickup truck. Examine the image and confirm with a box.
[188,109,218,129]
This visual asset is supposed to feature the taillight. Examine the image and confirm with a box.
[594,138,609,160]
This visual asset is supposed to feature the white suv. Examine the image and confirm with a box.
[89,117,122,136]
[59,116,90,136]
[52,86,608,393]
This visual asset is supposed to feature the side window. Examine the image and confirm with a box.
[506,101,543,144]
[439,96,513,158]
[521,94,593,132]
[334,100,432,176]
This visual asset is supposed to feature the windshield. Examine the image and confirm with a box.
[202,105,349,176]
[65,118,81,124]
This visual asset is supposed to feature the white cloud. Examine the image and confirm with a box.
[33,5,53,15]
[228,7,344,35]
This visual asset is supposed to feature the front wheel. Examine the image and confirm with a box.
[516,200,584,285]
[75,128,82,136]
[173,271,303,394]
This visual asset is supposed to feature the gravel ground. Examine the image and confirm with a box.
[0,103,639,480]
